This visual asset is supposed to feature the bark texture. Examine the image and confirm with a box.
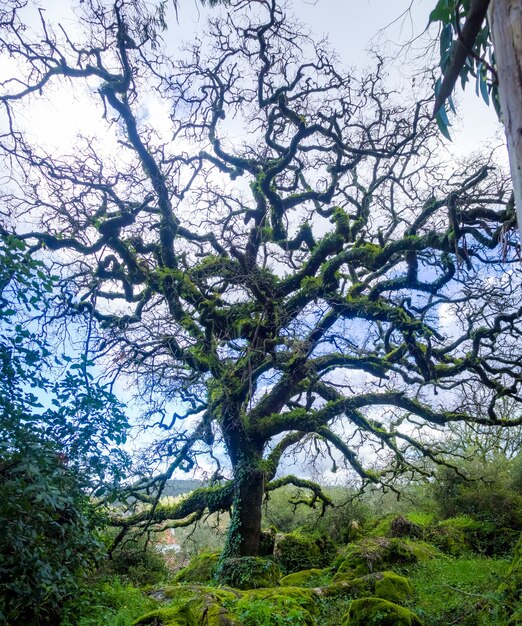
[489,0,522,240]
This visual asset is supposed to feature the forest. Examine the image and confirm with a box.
[1,0,522,624]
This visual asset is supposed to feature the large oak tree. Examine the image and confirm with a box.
[1,0,522,561]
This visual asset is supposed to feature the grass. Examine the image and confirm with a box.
[408,556,510,625]
[60,577,160,626]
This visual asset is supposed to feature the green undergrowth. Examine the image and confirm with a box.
[60,577,159,626]
[408,556,510,625]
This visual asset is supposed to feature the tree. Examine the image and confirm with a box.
[1,0,522,564]
[0,235,129,624]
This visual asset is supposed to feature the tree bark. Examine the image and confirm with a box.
[222,456,265,559]
[488,0,522,240]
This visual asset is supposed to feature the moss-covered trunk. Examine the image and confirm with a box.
[222,456,265,559]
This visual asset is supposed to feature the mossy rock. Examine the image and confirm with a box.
[132,607,189,626]
[342,597,423,626]
[219,556,281,590]
[390,516,422,539]
[161,585,238,604]
[273,531,337,575]
[133,586,241,626]
[334,538,437,580]
[173,552,220,583]
[374,572,413,603]
[280,568,328,587]
[327,571,413,604]
[237,586,318,624]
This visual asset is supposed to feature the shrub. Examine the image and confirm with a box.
[0,439,102,625]
[104,533,170,586]
[433,461,522,531]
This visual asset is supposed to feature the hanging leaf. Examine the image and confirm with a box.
[436,109,452,141]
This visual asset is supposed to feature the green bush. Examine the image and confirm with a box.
[263,485,370,543]
[433,461,522,532]
[104,533,170,586]
[0,439,102,625]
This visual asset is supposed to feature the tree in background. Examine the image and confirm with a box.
[0,0,521,566]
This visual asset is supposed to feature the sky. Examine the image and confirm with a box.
[2,0,509,484]
[17,0,503,159]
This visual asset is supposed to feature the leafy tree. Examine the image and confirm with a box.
[0,0,521,566]
[0,235,129,623]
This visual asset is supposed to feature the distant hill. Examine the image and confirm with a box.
[162,479,203,498]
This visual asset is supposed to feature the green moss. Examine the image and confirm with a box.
[237,586,318,624]
[173,552,220,584]
[280,568,327,587]
[274,531,337,575]
[161,586,237,604]
[325,571,413,604]
[342,597,423,626]
[132,606,189,625]
[335,538,438,581]
[374,572,414,603]
[219,557,281,589]
[134,587,241,626]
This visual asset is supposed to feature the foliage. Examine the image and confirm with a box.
[0,437,102,625]
[60,578,160,626]
[432,459,522,531]
[264,486,370,543]
[0,235,129,623]
[102,532,170,586]
[429,0,498,138]
[234,588,318,626]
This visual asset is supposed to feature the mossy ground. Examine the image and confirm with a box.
[59,520,522,625]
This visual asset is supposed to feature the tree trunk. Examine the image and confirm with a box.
[488,0,522,240]
[221,457,265,559]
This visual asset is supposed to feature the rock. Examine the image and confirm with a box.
[390,516,421,539]
[325,571,413,604]
[133,587,241,626]
[219,556,281,589]
[173,552,220,583]
[334,537,437,581]
[342,597,423,626]
[374,572,414,603]
[280,568,327,587]
[273,531,337,575]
